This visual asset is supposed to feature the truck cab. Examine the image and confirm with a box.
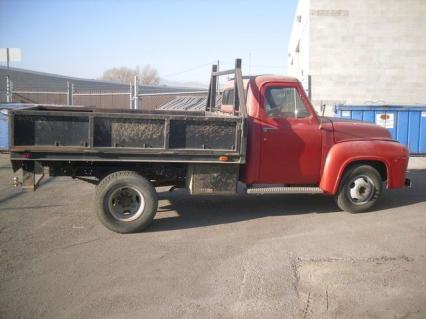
[220,74,409,208]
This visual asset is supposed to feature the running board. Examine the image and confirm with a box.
[247,186,323,194]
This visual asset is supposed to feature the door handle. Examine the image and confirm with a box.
[262,126,278,132]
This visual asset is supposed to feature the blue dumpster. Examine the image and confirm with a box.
[0,104,32,150]
[335,105,426,154]
[0,109,8,150]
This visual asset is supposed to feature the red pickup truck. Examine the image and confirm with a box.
[8,59,410,233]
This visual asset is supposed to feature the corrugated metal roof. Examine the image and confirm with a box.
[159,95,222,111]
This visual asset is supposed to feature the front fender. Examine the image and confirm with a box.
[320,140,409,194]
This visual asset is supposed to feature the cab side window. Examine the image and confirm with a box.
[221,89,238,108]
[264,87,310,118]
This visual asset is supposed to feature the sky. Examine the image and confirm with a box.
[0,0,298,84]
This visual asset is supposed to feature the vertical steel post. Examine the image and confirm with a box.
[6,48,10,69]
[133,76,139,110]
[209,65,217,112]
[71,83,74,105]
[308,74,312,101]
[67,81,74,105]
[216,60,220,95]
[9,78,13,102]
[129,82,133,109]
[234,58,246,117]
[6,75,11,103]
[6,48,11,103]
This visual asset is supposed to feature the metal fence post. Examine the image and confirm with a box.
[210,65,218,111]
[6,75,11,103]
[67,81,74,105]
[71,83,74,105]
[133,76,139,110]
[10,78,13,103]
[129,82,133,109]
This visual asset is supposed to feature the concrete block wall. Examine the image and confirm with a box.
[288,0,311,93]
[289,0,426,115]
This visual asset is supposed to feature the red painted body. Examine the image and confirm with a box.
[221,76,409,194]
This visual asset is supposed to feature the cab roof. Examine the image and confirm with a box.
[223,75,299,89]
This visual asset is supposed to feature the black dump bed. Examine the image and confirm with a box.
[8,105,246,163]
[9,59,248,165]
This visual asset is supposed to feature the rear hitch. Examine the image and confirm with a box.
[19,161,45,191]
[13,176,22,187]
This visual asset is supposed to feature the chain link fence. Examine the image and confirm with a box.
[0,68,207,110]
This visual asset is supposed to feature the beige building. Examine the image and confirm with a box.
[288,0,426,115]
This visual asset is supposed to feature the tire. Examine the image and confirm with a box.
[335,165,383,213]
[95,171,158,233]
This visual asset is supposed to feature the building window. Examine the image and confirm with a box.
[297,15,302,23]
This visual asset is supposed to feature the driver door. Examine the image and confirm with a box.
[258,83,322,184]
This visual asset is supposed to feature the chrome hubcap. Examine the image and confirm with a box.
[108,186,145,221]
[348,175,374,204]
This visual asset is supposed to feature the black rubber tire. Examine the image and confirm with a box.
[95,171,158,233]
[335,165,383,213]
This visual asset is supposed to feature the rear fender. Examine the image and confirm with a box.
[320,140,409,194]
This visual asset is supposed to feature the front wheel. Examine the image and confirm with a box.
[95,171,158,233]
[335,165,383,213]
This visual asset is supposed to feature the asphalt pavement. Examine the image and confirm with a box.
[0,154,425,318]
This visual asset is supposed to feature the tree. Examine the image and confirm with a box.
[100,65,160,85]
[140,65,160,86]
[100,66,138,84]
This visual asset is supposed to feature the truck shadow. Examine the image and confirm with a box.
[373,168,426,211]
[0,176,55,204]
[148,169,426,232]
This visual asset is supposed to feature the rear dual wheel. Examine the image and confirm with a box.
[335,165,383,213]
[95,171,158,233]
